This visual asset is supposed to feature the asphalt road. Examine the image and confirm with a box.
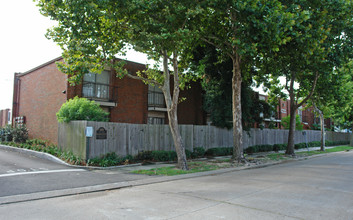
[0,148,151,198]
[1,150,352,219]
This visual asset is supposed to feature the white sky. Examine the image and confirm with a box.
[0,1,149,111]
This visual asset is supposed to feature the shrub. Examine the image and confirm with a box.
[311,123,320,130]
[325,140,349,146]
[273,144,286,152]
[26,139,47,146]
[0,125,28,143]
[0,137,85,165]
[184,149,192,159]
[135,149,196,162]
[245,145,272,154]
[192,147,206,158]
[59,150,84,165]
[308,141,321,147]
[136,150,191,162]
[258,145,273,152]
[135,151,153,161]
[43,144,60,156]
[0,127,4,142]
[151,151,177,162]
[294,143,307,149]
[205,147,232,156]
[87,153,135,167]
[12,125,29,143]
[245,145,258,154]
[56,96,109,123]
[0,125,14,142]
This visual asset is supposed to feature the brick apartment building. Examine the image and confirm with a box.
[12,57,206,144]
[259,94,333,130]
[0,109,11,127]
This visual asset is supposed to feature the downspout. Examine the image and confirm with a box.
[12,74,21,125]
[17,78,20,118]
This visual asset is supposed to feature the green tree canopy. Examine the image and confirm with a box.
[191,45,272,130]
[38,0,205,170]
[263,0,353,155]
[329,61,353,133]
[281,115,303,131]
[191,0,300,162]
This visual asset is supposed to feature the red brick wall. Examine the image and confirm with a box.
[178,81,205,125]
[66,60,150,124]
[0,109,10,127]
[13,58,206,144]
[261,96,322,130]
[67,60,206,125]
[15,59,67,144]
[301,106,314,129]
[110,61,149,123]
[109,77,206,125]
[110,76,148,124]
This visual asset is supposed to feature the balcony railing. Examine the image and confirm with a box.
[82,82,117,102]
[148,90,165,108]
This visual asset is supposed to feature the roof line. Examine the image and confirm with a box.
[17,56,63,77]
[16,56,147,77]
[117,57,147,67]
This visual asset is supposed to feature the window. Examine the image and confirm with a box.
[7,111,11,125]
[82,71,110,100]
[298,108,303,122]
[148,85,165,108]
[147,112,165,124]
[147,117,165,124]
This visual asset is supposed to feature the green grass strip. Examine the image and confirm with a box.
[133,146,353,176]
[132,161,225,176]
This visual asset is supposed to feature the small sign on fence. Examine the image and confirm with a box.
[96,127,107,139]
[85,127,93,137]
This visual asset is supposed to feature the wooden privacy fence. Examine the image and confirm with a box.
[58,121,351,160]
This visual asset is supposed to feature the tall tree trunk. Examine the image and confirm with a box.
[232,54,245,162]
[161,50,188,170]
[286,72,319,155]
[286,100,297,155]
[312,100,325,151]
[319,113,325,151]
[286,73,296,155]
[350,124,353,147]
[167,108,188,170]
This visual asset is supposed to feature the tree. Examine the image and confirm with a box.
[194,0,299,162]
[328,61,353,146]
[307,69,345,151]
[264,0,353,155]
[191,45,272,130]
[281,115,303,131]
[37,0,202,170]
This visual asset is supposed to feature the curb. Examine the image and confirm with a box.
[0,144,144,170]
[0,144,70,166]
